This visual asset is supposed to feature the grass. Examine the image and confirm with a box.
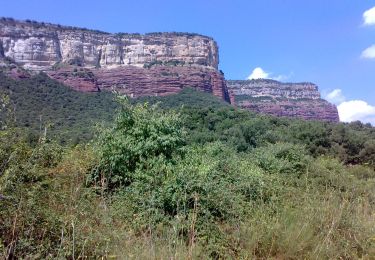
[0,73,374,259]
[1,139,374,259]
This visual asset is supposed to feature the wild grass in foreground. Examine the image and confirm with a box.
[1,97,374,259]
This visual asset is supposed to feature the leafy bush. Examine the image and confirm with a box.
[251,143,311,176]
[1,72,375,258]
[110,142,279,257]
[0,134,65,258]
[90,97,185,190]
[91,100,280,257]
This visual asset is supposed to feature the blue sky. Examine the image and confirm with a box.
[1,0,375,124]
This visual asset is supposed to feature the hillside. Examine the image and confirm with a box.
[1,67,375,258]
[0,71,118,144]
[0,71,233,144]
[1,80,374,258]
[1,71,373,166]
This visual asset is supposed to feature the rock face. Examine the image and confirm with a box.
[46,66,230,100]
[0,18,230,102]
[228,79,321,99]
[0,19,218,70]
[0,18,340,122]
[227,79,339,122]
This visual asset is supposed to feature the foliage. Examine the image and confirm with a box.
[0,72,118,144]
[251,142,311,176]
[0,72,375,258]
[0,133,64,258]
[143,59,186,69]
[2,69,373,166]
[90,97,185,190]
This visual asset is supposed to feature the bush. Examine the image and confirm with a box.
[110,142,279,257]
[0,135,65,258]
[90,97,185,190]
[251,143,311,176]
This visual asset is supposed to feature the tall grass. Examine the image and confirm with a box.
[1,99,374,259]
[1,142,374,259]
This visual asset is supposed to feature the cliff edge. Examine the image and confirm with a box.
[227,79,339,122]
[0,17,230,102]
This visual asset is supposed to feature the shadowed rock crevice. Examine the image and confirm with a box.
[0,40,4,57]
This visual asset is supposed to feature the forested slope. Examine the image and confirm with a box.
[1,72,375,258]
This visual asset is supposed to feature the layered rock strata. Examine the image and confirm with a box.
[46,66,230,101]
[0,18,219,70]
[0,18,230,102]
[227,79,339,122]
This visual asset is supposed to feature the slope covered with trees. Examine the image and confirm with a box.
[0,72,118,144]
[0,73,374,258]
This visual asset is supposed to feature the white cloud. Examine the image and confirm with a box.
[361,45,375,59]
[324,89,375,125]
[247,67,288,81]
[338,100,375,125]
[363,6,375,26]
[325,89,346,105]
[247,67,269,80]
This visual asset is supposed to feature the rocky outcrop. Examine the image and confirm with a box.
[0,17,230,102]
[227,79,321,99]
[0,18,341,122]
[46,66,230,101]
[95,66,230,99]
[46,67,98,92]
[227,79,339,122]
[0,18,218,71]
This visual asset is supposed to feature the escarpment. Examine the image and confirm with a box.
[0,18,229,102]
[1,18,340,122]
[46,66,230,100]
[227,79,339,122]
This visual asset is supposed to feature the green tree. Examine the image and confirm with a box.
[91,97,186,190]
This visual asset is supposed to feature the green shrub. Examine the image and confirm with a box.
[111,142,279,257]
[0,135,65,258]
[251,142,311,176]
[90,97,185,190]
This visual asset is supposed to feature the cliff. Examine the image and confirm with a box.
[46,66,230,100]
[0,18,341,122]
[0,17,229,102]
[0,18,218,70]
[227,79,339,122]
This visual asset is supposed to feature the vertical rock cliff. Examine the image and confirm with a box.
[227,79,339,122]
[0,17,230,102]
[0,18,341,122]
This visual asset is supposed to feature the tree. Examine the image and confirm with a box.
[91,97,185,190]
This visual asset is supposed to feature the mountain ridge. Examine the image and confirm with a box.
[0,17,339,122]
[227,79,339,122]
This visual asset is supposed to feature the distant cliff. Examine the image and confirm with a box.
[0,18,341,122]
[227,79,339,122]
[0,18,219,70]
[0,17,230,102]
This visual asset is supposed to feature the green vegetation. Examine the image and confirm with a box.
[143,59,186,69]
[0,72,118,144]
[235,94,275,102]
[0,73,374,258]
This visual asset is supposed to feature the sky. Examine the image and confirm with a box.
[1,0,375,124]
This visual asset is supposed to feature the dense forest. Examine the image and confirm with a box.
[0,72,118,144]
[0,73,374,259]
